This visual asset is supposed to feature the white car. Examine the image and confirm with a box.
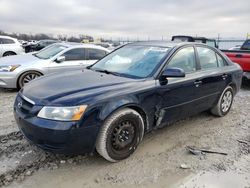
[0,35,25,57]
[0,43,110,88]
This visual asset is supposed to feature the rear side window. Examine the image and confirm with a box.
[197,47,217,70]
[87,49,107,60]
[167,47,196,73]
[0,38,15,44]
[63,48,85,61]
[216,54,226,67]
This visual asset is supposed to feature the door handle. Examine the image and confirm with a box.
[194,80,202,87]
[235,54,243,58]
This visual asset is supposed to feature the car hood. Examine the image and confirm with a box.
[21,69,146,106]
[0,53,39,66]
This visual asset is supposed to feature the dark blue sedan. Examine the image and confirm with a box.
[14,42,242,162]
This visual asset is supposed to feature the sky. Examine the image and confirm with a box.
[0,0,249,40]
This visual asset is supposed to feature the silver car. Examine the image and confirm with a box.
[0,43,109,89]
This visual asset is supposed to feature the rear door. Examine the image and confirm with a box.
[192,45,228,111]
[85,48,107,66]
[49,48,86,73]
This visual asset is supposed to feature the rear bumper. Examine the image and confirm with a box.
[14,107,99,154]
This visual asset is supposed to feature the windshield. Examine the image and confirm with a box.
[34,44,67,59]
[91,45,169,78]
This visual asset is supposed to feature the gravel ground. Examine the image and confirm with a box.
[0,85,249,188]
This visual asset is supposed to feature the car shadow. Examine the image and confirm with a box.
[241,79,250,90]
[0,88,19,93]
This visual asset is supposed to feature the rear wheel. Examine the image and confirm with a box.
[211,86,234,117]
[18,71,42,88]
[96,108,144,162]
[3,51,16,56]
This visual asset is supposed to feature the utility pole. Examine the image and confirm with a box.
[217,33,220,49]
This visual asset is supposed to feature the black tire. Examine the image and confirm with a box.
[211,86,234,117]
[3,51,16,57]
[96,108,144,162]
[18,71,42,88]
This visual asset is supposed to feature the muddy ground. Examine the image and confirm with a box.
[0,84,249,188]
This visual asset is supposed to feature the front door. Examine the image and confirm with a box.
[49,48,86,73]
[156,46,200,126]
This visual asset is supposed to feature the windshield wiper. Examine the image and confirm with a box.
[94,69,120,76]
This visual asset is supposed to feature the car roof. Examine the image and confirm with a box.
[126,41,193,48]
[56,42,110,51]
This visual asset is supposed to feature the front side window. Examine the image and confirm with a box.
[87,49,107,60]
[167,47,196,73]
[91,45,169,78]
[197,47,218,70]
[63,48,85,61]
[34,44,67,59]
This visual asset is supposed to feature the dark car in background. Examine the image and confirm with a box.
[14,42,242,162]
[23,39,60,53]
[172,35,218,48]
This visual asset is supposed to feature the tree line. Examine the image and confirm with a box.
[0,30,94,42]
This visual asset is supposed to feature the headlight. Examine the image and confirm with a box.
[0,65,20,72]
[37,105,87,121]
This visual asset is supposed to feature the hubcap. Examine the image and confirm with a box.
[221,91,232,113]
[22,73,40,86]
[111,121,135,151]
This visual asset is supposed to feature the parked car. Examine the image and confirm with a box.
[0,43,109,89]
[23,39,60,53]
[14,42,242,162]
[222,39,250,79]
[172,35,218,48]
[0,35,25,57]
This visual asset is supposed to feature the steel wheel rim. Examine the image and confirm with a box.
[221,91,232,113]
[22,73,40,86]
[111,121,135,152]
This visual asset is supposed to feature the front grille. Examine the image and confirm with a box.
[16,94,34,114]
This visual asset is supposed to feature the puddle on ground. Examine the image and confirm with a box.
[178,171,250,188]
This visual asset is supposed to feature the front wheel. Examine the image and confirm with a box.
[211,86,234,117]
[96,108,144,162]
[18,71,42,88]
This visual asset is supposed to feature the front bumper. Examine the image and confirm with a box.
[0,72,17,88]
[14,96,99,154]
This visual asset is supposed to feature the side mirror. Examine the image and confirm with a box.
[160,67,185,79]
[55,56,65,63]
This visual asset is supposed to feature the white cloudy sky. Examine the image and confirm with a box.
[0,0,249,39]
